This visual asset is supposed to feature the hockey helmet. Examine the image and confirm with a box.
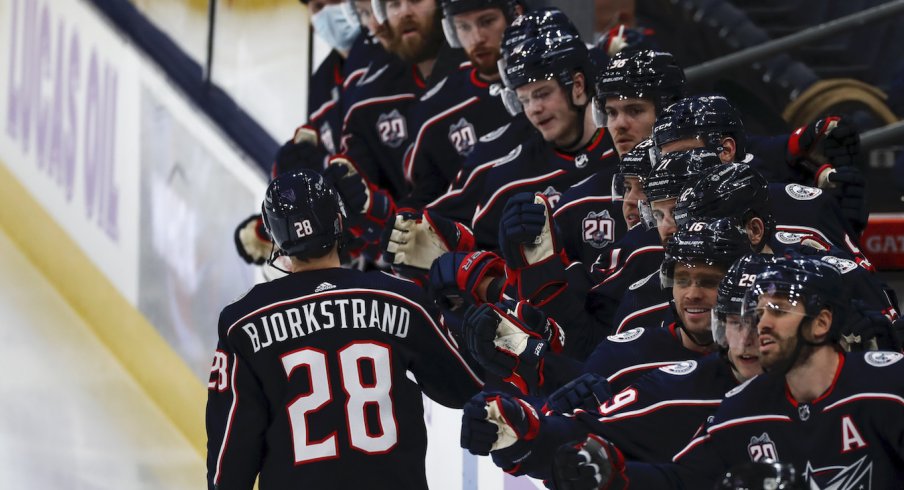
[612,137,655,200]
[592,50,686,127]
[639,148,722,229]
[440,0,517,48]
[653,95,747,158]
[712,254,776,348]
[660,217,752,289]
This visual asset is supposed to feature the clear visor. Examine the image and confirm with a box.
[500,87,523,116]
[740,282,811,332]
[661,259,724,289]
[591,96,606,128]
[371,0,387,25]
[639,199,657,230]
[441,17,462,48]
[711,304,746,348]
[611,173,642,202]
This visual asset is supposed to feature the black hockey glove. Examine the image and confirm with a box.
[551,435,628,490]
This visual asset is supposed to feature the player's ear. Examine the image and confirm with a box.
[571,71,588,105]
[810,308,833,341]
[745,217,764,248]
[719,137,736,163]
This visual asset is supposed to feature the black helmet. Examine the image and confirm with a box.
[642,147,722,204]
[660,217,752,288]
[654,95,747,158]
[498,11,589,115]
[612,137,655,199]
[712,254,777,348]
[741,253,848,344]
[440,0,517,48]
[262,169,346,260]
[593,49,685,127]
[716,460,806,490]
[673,163,775,250]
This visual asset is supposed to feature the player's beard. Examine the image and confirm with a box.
[389,8,443,64]
[760,321,816,374]
[466,43,501,78]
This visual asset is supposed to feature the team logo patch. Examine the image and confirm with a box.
[725,376,756,398]
[319,122,336,155]
[449,118,477,156]
[659,360,697,375]
[775,231,806,244]
[488,83,504,97]
[747,433,779,462]
[629,271,657,290]
[480,123,510,143]
[582,210,615,249]
[865,350,904,367]
[785,183,823,200]
[575,153,589,169]
[377,109,408,148]
[607,327,644,343]
[804,455,873,490]
[820,255,858,274]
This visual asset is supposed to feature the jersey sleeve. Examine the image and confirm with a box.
[206,318,270,490]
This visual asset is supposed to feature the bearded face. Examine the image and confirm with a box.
[386,0,443,64]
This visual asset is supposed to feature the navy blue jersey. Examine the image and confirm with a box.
[307,49,345,155]
[768,182,870,264]
[471,128,618,248]
[339,45,467,199]
[425,116,535,225]
[572,354,735,463]
[583,323,710,394]
[552,172,628,264]
[206,267,483,490]
[627,351,904,489]
[586,225,664,327]
[610,270,673,334]
[401,67,514,209]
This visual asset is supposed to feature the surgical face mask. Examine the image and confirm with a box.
[312,4,361,53]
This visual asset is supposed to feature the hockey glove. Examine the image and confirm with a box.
[499,193,569,305]
[234,214,272,265]
[543,373,612,415]
[271,125,325,178]
[551,435,628,490]
[787,117,860,182]
[429,251,505,310]
[322,156,395,229]
[462,301,564,395]
[460,392,541,466]
[383,209,475,277]
[842,300,899,351]
[824,166,869,238]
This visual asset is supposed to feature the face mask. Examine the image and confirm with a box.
[312,4,361,53]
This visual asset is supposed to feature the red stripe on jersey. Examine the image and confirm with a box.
[405,96,481,182]
[616,302,670,334]
[472,170,566,224]
[342,94,416,129]
[822,392,904,412]
[214,353,241,484]
[552,195,615,218]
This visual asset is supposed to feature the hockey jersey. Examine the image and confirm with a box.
[206,267,483,490]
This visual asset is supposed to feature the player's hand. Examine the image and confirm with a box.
[787,117,860,170]
[500,193,561,269]
[551,435,628,490]
[461,392,540,458]
[843,300,898,351]
[383,209,475,277]
[233,214,272,265]
[462,301,564,395]
[322,156,395,227]
[272,125,325,177]
[825,166,869,238]
[544,373,612,415]
[428,251,504,310]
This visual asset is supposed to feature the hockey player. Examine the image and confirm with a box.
[206,170,483,490]
[461,216,750,397]
[551,254,904,489]
[399,0,524,208]
[458,254,772,479]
